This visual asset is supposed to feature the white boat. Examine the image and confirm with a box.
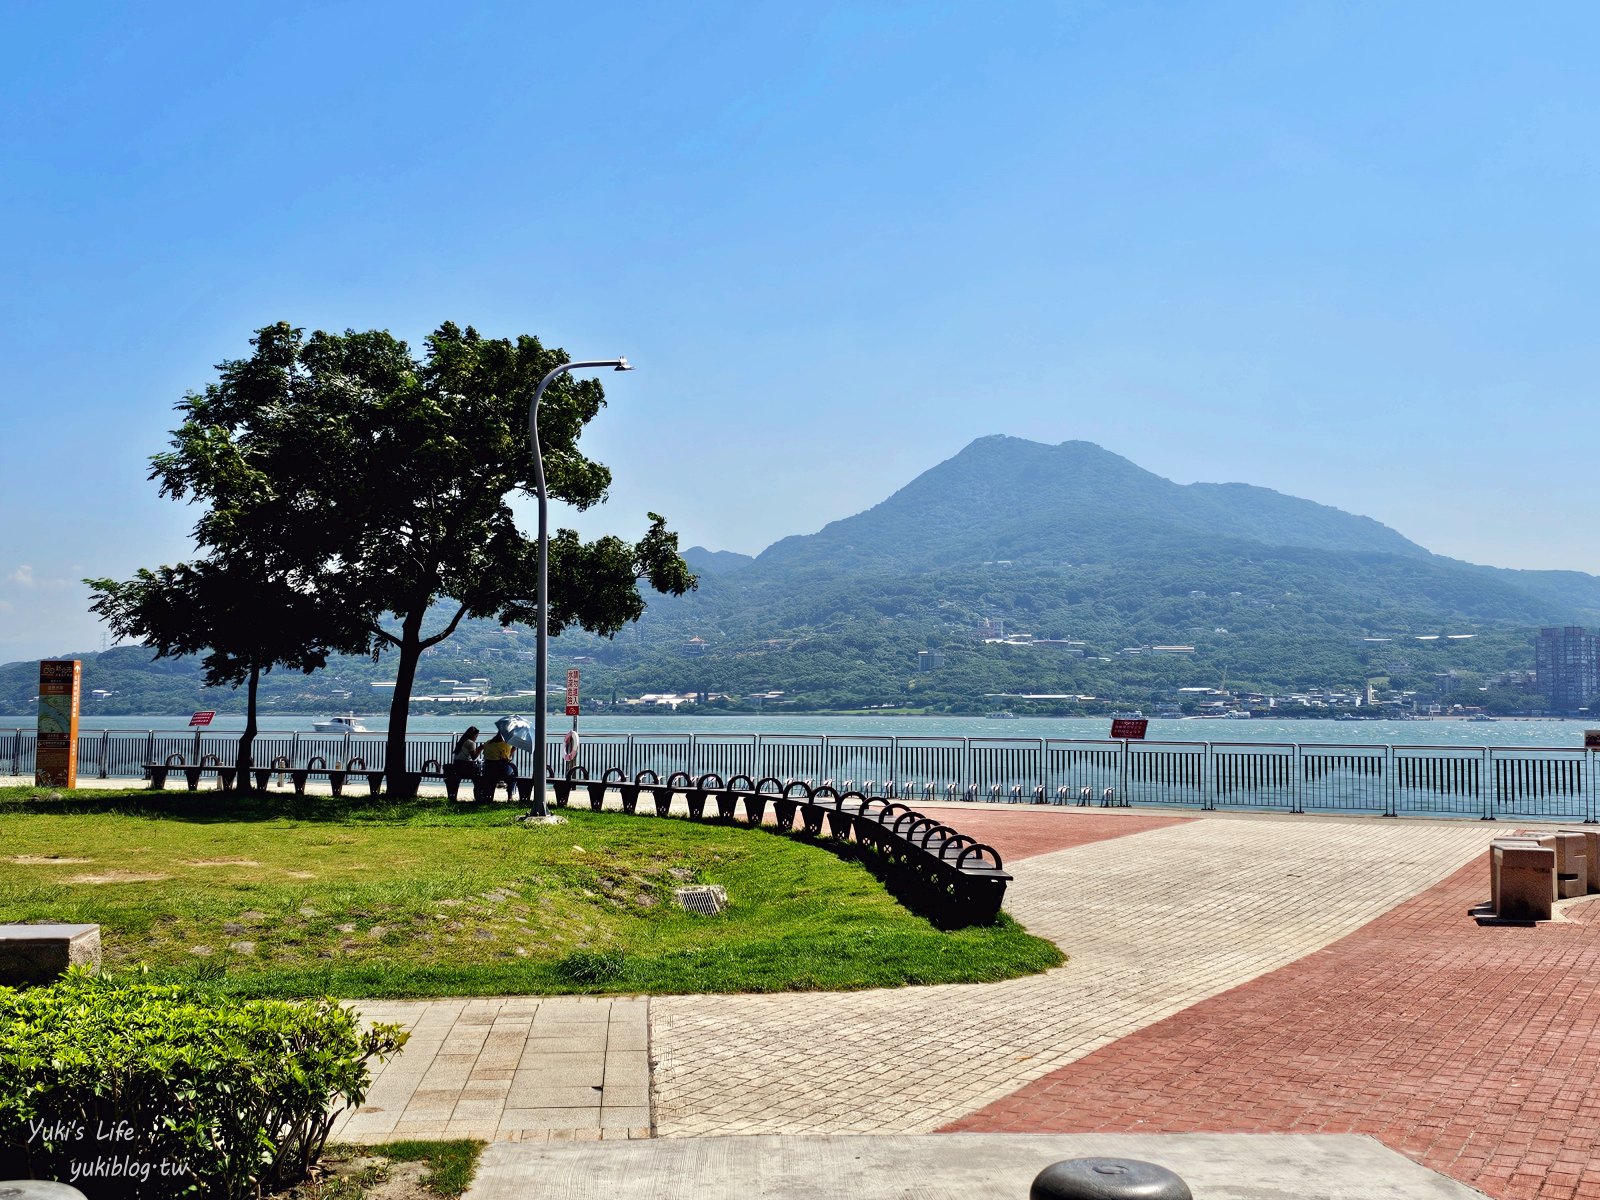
[313,714,370,734]
[985,711,1018,720]
[1111,710,1144,721]
[1224,710,1252,719]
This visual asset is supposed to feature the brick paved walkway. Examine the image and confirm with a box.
[911,805,1193,864]
[651,813,1492,1136]
[946,853,1600,1200]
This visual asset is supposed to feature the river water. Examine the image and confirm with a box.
[3,713,1592,749]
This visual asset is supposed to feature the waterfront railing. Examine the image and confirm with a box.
[3,728,1595,823]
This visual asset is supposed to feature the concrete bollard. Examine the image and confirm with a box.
[1031,1158,1192,1200]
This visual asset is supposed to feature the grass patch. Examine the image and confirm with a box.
[0,787,1062,998]
[374,1141,481,1196]
[282,1141,483,1200]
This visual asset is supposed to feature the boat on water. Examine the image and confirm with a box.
[1224,710,1252,719]
[1110,709,1145,721]
[985,711,1018,720]
[1468,714,1496,722]
[312,714,371,734]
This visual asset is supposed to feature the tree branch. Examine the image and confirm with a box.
[419,601,472,651]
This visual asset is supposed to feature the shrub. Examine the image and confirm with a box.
[0,970,407,1199]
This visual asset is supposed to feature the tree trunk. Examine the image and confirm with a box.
[384,609,425,798]
[237,663,260,786]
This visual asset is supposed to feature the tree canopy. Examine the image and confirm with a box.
[85,559,371,767]
[143,321,696,788]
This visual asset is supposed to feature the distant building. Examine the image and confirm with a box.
[1150,645,1196,655]
[1537,626,1599,711]
[682,637,709,656]
[916,649,946,671]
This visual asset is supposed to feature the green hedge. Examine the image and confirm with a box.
[0,971,406,1199]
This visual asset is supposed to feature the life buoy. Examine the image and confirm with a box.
[563,729,580,763]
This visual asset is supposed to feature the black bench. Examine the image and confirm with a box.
[146,754,387,798]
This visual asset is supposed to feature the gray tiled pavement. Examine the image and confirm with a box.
[330,995,652,1144]
[465,1132,1489,1200]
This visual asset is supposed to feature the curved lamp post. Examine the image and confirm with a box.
[524,358,632,819]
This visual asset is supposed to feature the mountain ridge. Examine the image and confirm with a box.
[5,434,1597,715]
[753,435,1432,571]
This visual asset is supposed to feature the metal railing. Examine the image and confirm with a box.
[3,729,1596,823]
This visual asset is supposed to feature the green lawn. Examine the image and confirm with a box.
[0,788,1061,998]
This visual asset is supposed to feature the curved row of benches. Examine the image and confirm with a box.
[144,753,1123,811]
[139,758,1012,928]
[546,768,1012,928]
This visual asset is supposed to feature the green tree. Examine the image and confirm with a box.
[85,560,369,774]
[147,321,695,793]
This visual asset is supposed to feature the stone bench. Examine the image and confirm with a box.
[1488,829,1600,922]
[0,924,101,987]
[1491,840,1554,921]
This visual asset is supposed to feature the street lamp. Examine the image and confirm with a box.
[524,358,632,819]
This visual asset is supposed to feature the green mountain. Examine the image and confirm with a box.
[3,436,1593,717]
[757,436,1432,570]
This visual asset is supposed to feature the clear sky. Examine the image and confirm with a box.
[4,1,1598,662]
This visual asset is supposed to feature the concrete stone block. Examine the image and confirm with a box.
[1559,828,1600,893]
[1490,837,1544,911]
[1493,845,1555,921]
[0,924,101,986]
[1552,831,1586,876]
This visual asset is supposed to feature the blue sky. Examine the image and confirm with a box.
[3,1,1598,661]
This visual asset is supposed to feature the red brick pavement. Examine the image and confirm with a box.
[945,854,1600,1200]
[921,807,1193,864]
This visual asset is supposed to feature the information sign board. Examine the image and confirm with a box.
[1110,718,1149,740]
[190,711,216,727]
[1586,730,1600,750]
[565,669,581,717]
[36,659,81,787]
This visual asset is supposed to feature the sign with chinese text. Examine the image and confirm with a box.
[1110,718,1149,740]
[36,659,81,787]
[190,711,216,727]
[565,669,581,717]
[1586,730,1600,750]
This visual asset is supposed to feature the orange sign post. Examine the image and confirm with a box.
[36,659,81,787]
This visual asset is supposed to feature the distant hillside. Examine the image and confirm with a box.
[682,546,754,575]
[6,435,1596,716]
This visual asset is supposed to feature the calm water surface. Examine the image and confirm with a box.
[3,713,1592,749]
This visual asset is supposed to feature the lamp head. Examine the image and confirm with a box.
[614,357,632,371]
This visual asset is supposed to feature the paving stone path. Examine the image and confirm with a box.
[650,812,1494,1136]
[330,996,651,1144]
[947,852,1600,1200]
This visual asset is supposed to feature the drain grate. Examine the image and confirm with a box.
[672,884,728,915]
